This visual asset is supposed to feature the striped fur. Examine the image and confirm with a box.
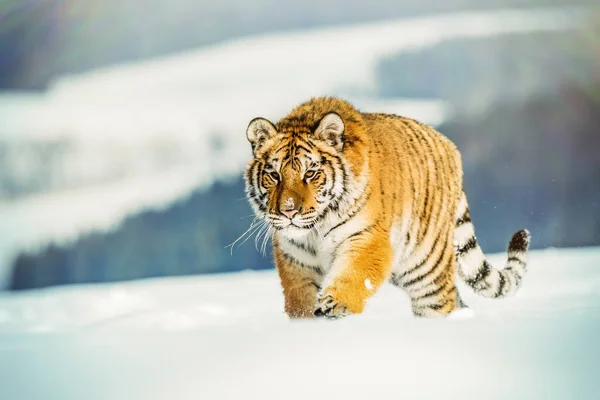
[243,97,530,319]
[454,192,531,298]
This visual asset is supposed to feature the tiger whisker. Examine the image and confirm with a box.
[240,220,267,247]
[226,217,258,247]
[261,226,274,256]
[255,219,277,251]
[254,223,269,251]
[226,217,264,255]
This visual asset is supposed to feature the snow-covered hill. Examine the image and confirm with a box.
[0,247,599,399]
[0,8,581,287]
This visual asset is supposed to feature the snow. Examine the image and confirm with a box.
[447,306,476,319]
[49,8,578,101]
[0,247,599,399]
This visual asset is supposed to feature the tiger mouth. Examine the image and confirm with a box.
[270,216,317,230]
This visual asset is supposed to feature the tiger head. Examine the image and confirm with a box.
[244,98,369,236]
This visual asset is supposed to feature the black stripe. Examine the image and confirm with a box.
[306,141,343,163]
[343,231,364,244]
[319,152,345,200]
[401,121,427,216]
[324,219,349,238]
[287,239,317,256]
[507,256,524,264]
[257,203,267,213]
[331,227,370,259]
[351,227,369,239]
[495,273,506,298]
[403,132,419,209]
[456,210,471,226]
[255,162,264,192]
[294,144,314,155]
[334,153,349,197]
[279,251,323,275]
[327,158,339,199]
[415,282,446,301]
[428,297,450,311]
[464,260,492,287]
[273,144,288,154]
[508,265,524,282]
[456,236,477,256]
[323,190,371,237]
[432,268,449,287]
[512,270,523,287]
[247,163,269,214]
[403,241,448,287]
[415,122,433,225]
[329,222,379,263]
[399,231,442,279]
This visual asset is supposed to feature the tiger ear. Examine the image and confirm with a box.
[246,117,277,155]
[313,112,344,151]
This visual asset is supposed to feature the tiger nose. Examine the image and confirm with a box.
[281,208,298,219]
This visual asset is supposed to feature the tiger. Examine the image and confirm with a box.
[244,96,530,319]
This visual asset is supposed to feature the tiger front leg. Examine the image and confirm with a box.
[274,246,322,319]
[315,230,393,319]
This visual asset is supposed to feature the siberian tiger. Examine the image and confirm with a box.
[244,97,530,318]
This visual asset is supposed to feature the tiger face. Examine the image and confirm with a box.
[244,113,348,234]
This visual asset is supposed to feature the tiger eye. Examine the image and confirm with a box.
[304,170,316,179]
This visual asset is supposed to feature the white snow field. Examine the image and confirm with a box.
[0,8,582,287]
[0,247,599,399]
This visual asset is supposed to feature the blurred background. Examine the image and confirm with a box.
[0,0,598,291]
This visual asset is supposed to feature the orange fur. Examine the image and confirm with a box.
[274,248,320,318]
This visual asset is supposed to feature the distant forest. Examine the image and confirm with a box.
[376,28,600,250]
[9,17,600,290]
[11,177,268,289]
[0,0,593,89]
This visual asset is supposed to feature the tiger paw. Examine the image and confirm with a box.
[314,294,352,319]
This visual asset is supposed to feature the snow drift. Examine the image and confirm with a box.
[0,247,598,399]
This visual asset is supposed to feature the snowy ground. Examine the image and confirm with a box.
[0,8,581,287]
[0,247,599,399]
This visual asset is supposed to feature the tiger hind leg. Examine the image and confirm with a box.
[392,237,462,317]
[410,278,461,318]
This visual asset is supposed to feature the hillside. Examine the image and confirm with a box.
[0,9,579,289]
[0,0,591,89]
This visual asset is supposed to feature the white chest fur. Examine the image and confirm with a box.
[276,213,370,274]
